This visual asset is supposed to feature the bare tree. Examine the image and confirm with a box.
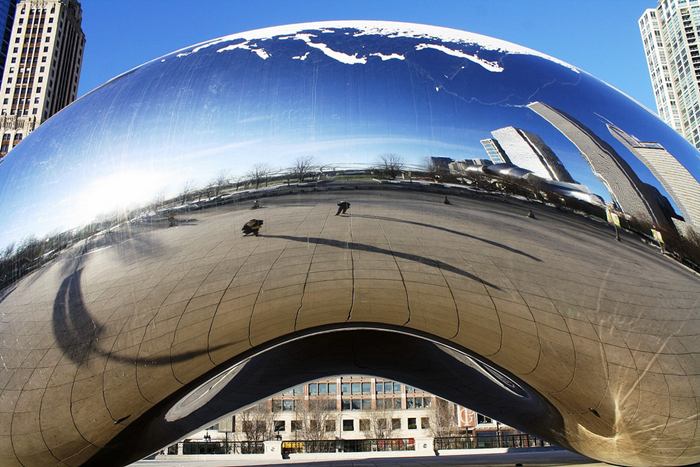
[429,398,459,437]
[292,156,316,183]
[247,164,271,189]
[377,153,404,179]
[362,407,394,439]
[237,402,273,442]
[294,398,335,440]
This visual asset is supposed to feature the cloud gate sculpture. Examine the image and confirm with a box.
[0,21,698,467]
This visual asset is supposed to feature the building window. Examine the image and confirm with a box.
[391,418,401,430]
[309,383,318,395]
[362,383,370,394]
[2,99,6,105]
[477,414,493,424]
[291,420,302,432]
[41,57,46,62]
[2,134,9,141]
[420,417,430,429]
[4,88,8,94]
[282,400,295,411]
[10,58,15,63]
[342,420,354,432]
[32,108,37,115]
[359,419,370,432]
[351,383,361,394]
[43,46,47,52]
[407,418,417,429]
[341,383,349,394]
[324,420,335,432]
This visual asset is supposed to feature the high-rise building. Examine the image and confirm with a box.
[490,126,575,182]
[528,101,673,228]
[608,123,700,232]
[0,0,84,157]
[640,1,700,148]
[0,1,17,80]
[480,138,510,164]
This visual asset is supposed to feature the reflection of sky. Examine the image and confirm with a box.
[0,25,698,248]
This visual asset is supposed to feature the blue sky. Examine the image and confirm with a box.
[79,0,659,109]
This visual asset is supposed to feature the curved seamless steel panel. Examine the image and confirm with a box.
[0,21,697,467]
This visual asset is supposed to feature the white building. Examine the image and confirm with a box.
[490,126,575,182]
[640,0,700,148]
[177,376,517,447]
[0,0,85,157]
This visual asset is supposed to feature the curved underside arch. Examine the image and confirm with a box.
[83,326,569,467]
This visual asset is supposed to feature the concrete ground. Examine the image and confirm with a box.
[132,448,602,466]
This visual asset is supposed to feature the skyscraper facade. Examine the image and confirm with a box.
[0,0,84,157]
[640,0,700,148]
[0,1,17,81]
[490,126,575,182]
[608,123,700,232]
[480,138,510,164]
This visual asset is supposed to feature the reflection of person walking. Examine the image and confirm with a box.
[336,201,351,216]
[443,196,451,205]
[242,219,264,236]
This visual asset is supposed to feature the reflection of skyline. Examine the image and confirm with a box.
[608,123,700,232]
[490,127,575,183]
[528,101,677,230]
[0,24,697,248]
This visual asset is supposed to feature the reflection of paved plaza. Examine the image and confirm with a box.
[0,189,698,466]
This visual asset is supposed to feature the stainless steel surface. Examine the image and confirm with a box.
[0,21,697,467]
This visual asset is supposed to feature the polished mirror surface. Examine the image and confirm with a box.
[0,21,698,467]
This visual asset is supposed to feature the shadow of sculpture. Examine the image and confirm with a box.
[352,214,542,262]
[53,267,227,365]
[261,234,500,290]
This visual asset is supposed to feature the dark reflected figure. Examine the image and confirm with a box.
[53,267,228,365]
[336,201,351,216]
[261,234,500,290]
[251,199,262,210]
[353,215,541,262]
[527,210,536,219]
[444,196,451,205]
[242,219,264,236]
[168,214,176,227]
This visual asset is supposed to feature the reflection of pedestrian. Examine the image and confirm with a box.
[336,201,351,216]
[251,199,261,209]
[443,196,451,205]
[242,219,263,236]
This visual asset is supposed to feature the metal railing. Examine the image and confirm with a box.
[282,438,415,454]
[434,433,552,450]
[181,440,264,455]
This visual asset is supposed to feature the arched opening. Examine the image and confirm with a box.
[85,327,569,466]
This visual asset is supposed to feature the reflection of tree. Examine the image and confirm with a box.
[426,157,447,180]
[209,171,230,197]
[247,164,271,189]
[180,180,194,205]
[292,156,316,183]
[377,153,404,179]
[237,402,273,442]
